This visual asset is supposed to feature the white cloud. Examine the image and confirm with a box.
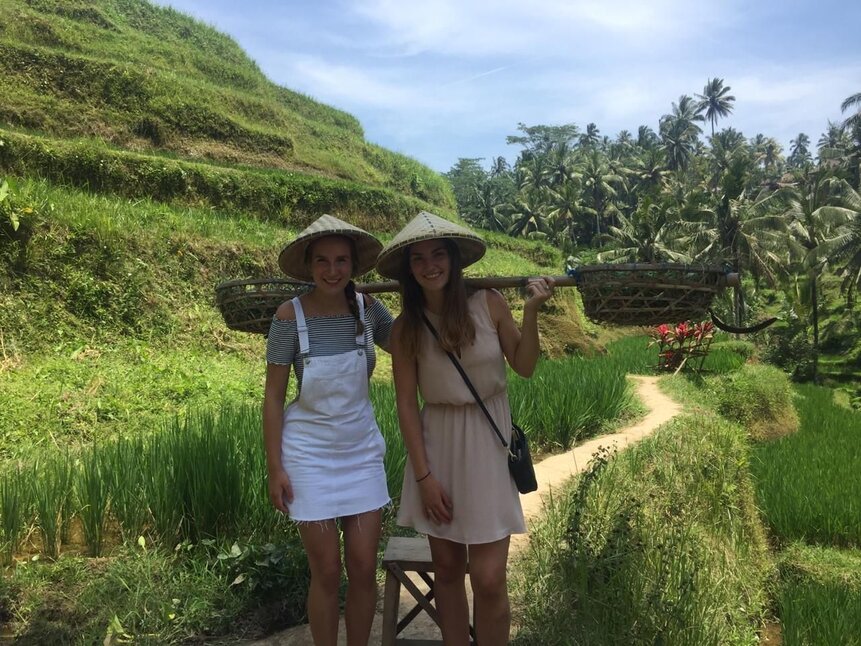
[349,0,736,58]
[280,55,447,111]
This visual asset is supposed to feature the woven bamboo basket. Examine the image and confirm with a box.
[572,263,731,326]
[215,278,313,335]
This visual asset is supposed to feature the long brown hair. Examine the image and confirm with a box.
[305,235,364,335]
[398,238,475,359]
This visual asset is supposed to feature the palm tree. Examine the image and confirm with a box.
[580,123,601,149]
[517,154,549,194]
[637,125,659,150]
[597,202,691,264]
[631,148,669,197]
[708,128,747,189]
[472,181,511,233]
[547,179,595,248]
[683,154,787,325]
[489,156,510,177]
[545,143,576,187]
[841,91,861,130]
[817,121,850,155]
[756,170,856,380]
[750,135,783,176]
[697,77,736,138]
[810,179,861,304]
[581,152,623,242]
[788,133,812,169]
[507,191,551,239]
[659,95,704,172]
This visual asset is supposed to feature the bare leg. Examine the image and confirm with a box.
[298,520,342,646]
[469,537,511,646]
[342,509,383,646]
[428,536,470,646]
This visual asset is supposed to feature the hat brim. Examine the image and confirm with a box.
[278,219,383,282]
[376,219,486,280]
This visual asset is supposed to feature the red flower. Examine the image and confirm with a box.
[693,320,715,342]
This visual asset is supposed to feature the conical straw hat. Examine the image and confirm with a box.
[278,214,383,281]
[375,211,486,279]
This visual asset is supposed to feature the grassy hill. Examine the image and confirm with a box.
[0,0,453,209]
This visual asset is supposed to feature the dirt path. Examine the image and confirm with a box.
[251,375,681,645]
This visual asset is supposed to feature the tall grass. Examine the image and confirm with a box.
[370,382,407,501]
[751,384,861,546]
[507,336,654,450]
[513,414,771,645]
[31,453,73,559]
[76,448,110,556]
[0,466,27,564]
[509,357,632,450]
[777,543,861,646]
[604,334,656,373]
[104,437,149,543]
[1,341,640,557]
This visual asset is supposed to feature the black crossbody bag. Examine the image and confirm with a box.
[422,314,538,494]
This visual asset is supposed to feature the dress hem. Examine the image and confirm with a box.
[290,496,392,523]
[396,520,526,545]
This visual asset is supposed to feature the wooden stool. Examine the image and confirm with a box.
[381,536,477,645]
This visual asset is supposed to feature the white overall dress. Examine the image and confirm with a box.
[280,296,390,521]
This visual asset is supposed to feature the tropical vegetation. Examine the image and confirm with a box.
[446,80,861,385]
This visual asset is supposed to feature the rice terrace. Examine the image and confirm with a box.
[0,1,860,644]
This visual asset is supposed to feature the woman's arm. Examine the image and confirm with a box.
[263,365,293,513]
[488,278,555,378]
[391,317,453,523]
[262,301,296,514]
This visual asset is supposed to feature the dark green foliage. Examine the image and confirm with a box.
[762,321,817,381]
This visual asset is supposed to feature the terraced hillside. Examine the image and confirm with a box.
[0,0,454,212]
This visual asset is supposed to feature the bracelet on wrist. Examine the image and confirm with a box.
[415,470,431,483]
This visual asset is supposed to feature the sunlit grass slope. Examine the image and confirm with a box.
[0,0,453,209]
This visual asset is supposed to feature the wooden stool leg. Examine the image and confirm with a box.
[381,568,400,646]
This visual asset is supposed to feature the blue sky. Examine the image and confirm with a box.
[156,0,861,173]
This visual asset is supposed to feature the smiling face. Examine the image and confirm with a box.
[408,238,451,293]
[307,235,355,294]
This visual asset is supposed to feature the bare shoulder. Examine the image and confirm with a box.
[274,300,296,321]
[362,293,374,306]
[485,288,511,320]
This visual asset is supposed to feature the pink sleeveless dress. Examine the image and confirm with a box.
[397,290,526,544]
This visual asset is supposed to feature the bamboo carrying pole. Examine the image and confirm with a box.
[348,272,740,294]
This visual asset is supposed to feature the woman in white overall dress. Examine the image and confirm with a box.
[263,215,393,646]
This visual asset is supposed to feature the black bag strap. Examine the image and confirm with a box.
[422,313,508,449]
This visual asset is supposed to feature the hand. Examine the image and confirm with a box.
[267,468,293,514]
[418,475,453,524]
[524,276,555,309]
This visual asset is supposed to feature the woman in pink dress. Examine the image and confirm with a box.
[376,211,554,645]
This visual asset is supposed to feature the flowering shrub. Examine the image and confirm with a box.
[650,320,715,372]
